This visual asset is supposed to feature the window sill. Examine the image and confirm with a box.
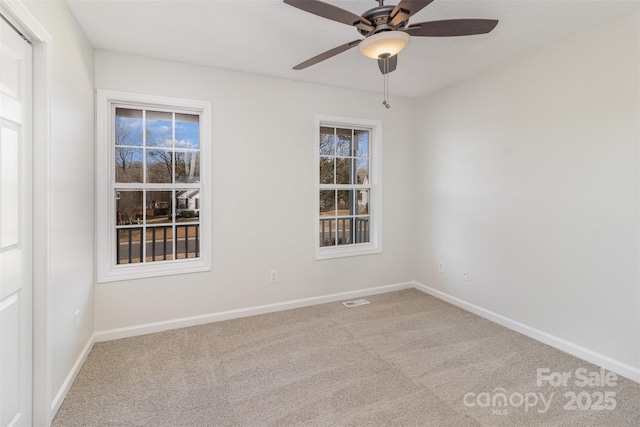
[315,244,382,260]
[97,258,211,283]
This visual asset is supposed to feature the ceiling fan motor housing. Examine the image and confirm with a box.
[357,5,409,36]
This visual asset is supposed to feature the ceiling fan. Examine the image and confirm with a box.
[284,0,498,75]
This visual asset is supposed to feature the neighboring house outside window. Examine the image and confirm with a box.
[96,90,211,282]
[315,115,382,259]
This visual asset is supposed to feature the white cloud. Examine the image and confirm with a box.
[174,139,198,149]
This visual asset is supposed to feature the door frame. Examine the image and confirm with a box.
[0,1,52,425]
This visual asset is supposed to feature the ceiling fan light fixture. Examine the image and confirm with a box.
[358,30,410,59]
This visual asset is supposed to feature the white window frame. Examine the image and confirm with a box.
[96,90,212,282]
[315,114,382,260]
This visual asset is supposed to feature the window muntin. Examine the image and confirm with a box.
[97,90,211,282]
[315,116,381,259]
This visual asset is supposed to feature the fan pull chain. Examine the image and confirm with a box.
[382,72,391,109]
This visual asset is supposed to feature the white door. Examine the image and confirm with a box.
[0,16,32,427]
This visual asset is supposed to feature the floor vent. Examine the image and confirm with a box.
[343,299,370,308]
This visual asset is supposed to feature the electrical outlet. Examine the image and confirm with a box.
[74,309,80,331]
[462,268,468,281]
[269,270,278,283]
[438,261,445,273]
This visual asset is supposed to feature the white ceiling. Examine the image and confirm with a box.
[66,0,639,98]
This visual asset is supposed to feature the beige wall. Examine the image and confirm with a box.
[413,14,640,369]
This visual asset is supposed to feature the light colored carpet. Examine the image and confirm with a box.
[52,289,640,426]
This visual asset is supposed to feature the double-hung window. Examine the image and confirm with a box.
[96,90,211,282]
[315,115,382,259]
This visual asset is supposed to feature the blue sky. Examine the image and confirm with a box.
[115,113,200,150]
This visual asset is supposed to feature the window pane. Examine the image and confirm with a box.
[337,189,352,216]
[319,157,334,185]
[145,226,174,262]
[146,190,172,224]
[357,189,369,215]
[116,190,143,225]
[115,147,143,183]
[319,219,334,247]
[355,158,369,185]
[146,111,172,147]
[175,113,200,150]
[319,127,334,156]
[175,189,200,221]
[335,158,351,185]
[175,151,200,183]
[117,228,143,264]
[336,128,352,156]
[336,217,352,245]
[354,130,369,157]
[175,224,200,259]
[319,190,335,217]
[115,108,143,146]
[355,217,370,243]
[147,149,173,183]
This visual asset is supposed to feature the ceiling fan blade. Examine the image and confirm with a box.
[405,19,498,37]
[293,39,362,70]
[391,0,434,19]
[389,9,410,27]
[284,0,372,30]
[377,55,398,75]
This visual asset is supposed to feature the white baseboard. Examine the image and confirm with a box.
[51,333,95,416]
[412,281,640,384]
[94,281,414,342]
